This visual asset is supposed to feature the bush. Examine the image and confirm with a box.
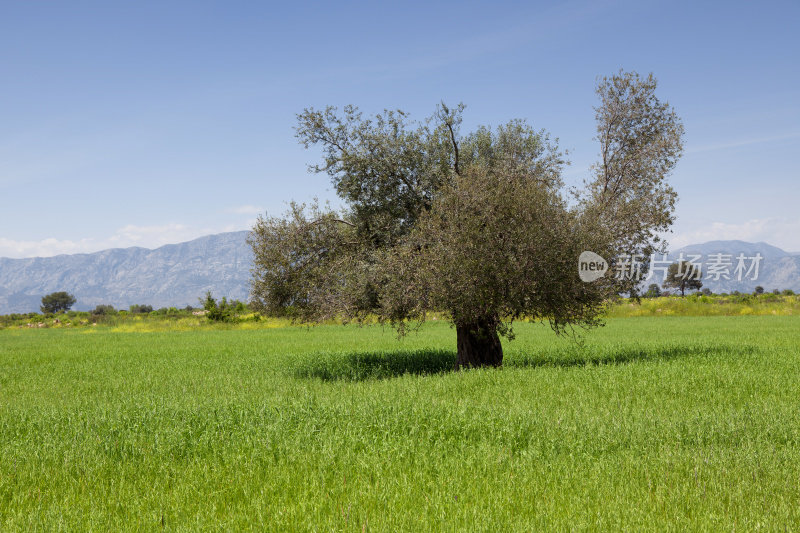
[201,292,247,322]
[644,283,661,298]
[732,293,753,304]
[129,304,153,314]
[150,307,181,317]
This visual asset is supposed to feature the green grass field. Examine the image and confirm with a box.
[2,316,799,531]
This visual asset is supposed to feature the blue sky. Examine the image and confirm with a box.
[1,0,798,257]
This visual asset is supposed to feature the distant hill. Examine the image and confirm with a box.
[0,231,252,314]
[662,240,800,294]
[1,233,799,314]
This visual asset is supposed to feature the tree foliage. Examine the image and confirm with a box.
[201,292,247,322]
[294,104,457,247]
[644,283,662,298]
[579,71,683,295]
[663,261,703,296]
[378,165,608,333]
[249,71,684,368]
[40,291,77,314]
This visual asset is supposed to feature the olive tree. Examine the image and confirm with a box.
[663,261,703,296]
[378,164,610,368]
[40,291,77,314]
[249,71,684,369]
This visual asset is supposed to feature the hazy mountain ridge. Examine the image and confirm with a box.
[1,232,799,314]
[0,231,252,314]
[663,240,800,294]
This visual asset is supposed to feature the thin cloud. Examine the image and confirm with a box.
[670,218,800,252]
[314,1,608,85]
[688,132,800,154]
[0,223,248,259]
[228,205,264,215]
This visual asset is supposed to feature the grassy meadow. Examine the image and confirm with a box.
[1,315,800,530]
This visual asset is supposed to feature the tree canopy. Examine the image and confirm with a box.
[249,70,684,368]
[664,261,703,296]
[644,283,662,298]
[40,291,77,314]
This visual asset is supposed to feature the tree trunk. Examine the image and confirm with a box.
[455,317,503,370]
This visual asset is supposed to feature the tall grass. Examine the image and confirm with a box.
[1,317,799,530]
[607,294,800,317]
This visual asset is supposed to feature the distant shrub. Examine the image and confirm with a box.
[92,304,117,315]
[129,304,153,314]
[644,283,661,298]
[151,307,181,317]
[201,292,247,322]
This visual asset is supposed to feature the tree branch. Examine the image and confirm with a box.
[310,218,356,228]
[446,119,460,176]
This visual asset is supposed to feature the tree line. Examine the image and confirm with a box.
[36,291,251,323]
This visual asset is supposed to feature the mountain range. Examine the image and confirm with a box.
[665,240,800,294]
[0,231,252,314]
[1,233,798,314]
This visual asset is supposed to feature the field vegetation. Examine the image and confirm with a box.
[2,293,798,331]
[1,315,799,529]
